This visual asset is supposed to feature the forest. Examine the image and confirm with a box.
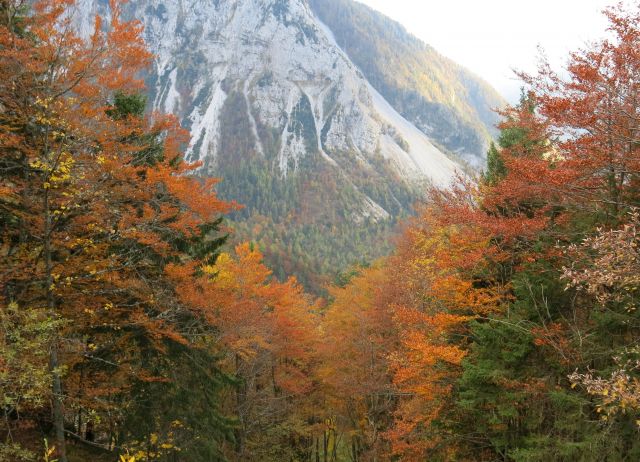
[2,1,640,461]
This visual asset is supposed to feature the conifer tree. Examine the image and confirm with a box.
[484,141,506,185]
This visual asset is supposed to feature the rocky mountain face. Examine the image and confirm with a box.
[309,0,505,167]
[73,0,504,291]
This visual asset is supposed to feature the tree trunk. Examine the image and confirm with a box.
[45,187,68,462]
[234,354,246,457]
[323,430,328,462]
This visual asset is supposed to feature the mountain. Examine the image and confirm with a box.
[73,0,505,291]
[309,0,505,167]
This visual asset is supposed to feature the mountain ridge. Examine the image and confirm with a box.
[309,0,505,167]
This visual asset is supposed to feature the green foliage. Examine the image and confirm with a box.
[498,91,541,154]
[107,92,147,120]
[454,266,595,460]
[484,141,506,185]
[105,92,234,458]
[0,304,62,462]
[106,92,165,166]
[0,442,36,462]
[231,213,395,295]
[447,90,640,460]
[0,303,59,410]
[333,263,369,288]
[483,92,539,185]
[288,94,318,155]
[119,344,236,461]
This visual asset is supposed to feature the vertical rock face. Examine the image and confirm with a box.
[73,0,502,290]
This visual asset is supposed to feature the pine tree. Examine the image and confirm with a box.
[484,141,506,185]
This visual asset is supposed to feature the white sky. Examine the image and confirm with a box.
[356,0,618,102]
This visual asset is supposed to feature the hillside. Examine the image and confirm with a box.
[309,0,506,167]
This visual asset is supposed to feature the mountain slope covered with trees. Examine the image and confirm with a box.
[71,0,501,294]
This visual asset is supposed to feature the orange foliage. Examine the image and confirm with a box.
[316,204,504,460]
[318,264,397,459]
[1,1,232,457]
[168,243,320,459]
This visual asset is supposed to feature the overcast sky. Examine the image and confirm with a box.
[357,0,619,102]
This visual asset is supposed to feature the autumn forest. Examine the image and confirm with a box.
[3,1,640,461]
